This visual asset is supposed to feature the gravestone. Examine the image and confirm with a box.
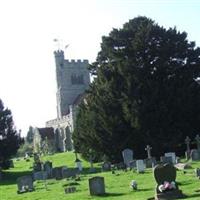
[129,160,136,169]
[144,157,156,168]
[153,163,185,200]
[190,149,200,161]
[195,168,200,178]
[17,175,34,194]
[43,161,52,178]
[62,168,79,178]
[65,186,76,194]
[122,148,133,168]
[164,152,176,164]
[102,162,111,171]
[195,134,200,151]
[89,176,105,195]
[136,160,145,173]
[160,156,173,164]
[33,171,48,180]
[52,167,63,180]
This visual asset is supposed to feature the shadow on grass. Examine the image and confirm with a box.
[185,193,200,199]
[0,170,31,186]
[136,188,152,192]
[177,180,194,186]
[93,192,125,197]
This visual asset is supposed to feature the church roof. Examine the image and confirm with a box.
[37,127,54,140]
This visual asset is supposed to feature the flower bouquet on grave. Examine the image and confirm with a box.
[130,180,137,190]
[158,181,176,193]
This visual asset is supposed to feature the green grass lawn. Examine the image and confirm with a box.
[1,152,200,200]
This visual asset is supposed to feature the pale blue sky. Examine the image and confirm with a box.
[0,0,199,136]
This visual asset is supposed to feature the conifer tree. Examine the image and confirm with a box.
[0,99,23,168]
[73,17,200,161]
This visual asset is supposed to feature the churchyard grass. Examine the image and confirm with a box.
[1,153,200,200]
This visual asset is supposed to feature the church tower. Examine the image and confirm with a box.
[54,50,90,118]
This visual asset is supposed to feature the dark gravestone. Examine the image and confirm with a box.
[33,162,42,172]
[195,168,200,178]
[62,168,79,179]
[65,187,76,194]
[33,171,48,180]
[102,162,111,171]
[154,163,185,200]
[52,167,63,180]
[89,176,105,195]
[17,175,34,194]
[43,161,52,178]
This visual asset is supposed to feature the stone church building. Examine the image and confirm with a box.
[33,50,90,153]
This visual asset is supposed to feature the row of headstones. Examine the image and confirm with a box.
[17,163,186,199]
[33,163,80,181]
[122,148,178,170]
[91,163,186,199]
[17,166,80,193]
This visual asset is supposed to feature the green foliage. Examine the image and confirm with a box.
[0,99,23,168]
[73,16,200,161]
[17,142,33,157]
[26,126,34,144]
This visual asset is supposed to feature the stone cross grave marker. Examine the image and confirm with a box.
[136,160,145,173]
[122,148,133,168]
[145,145,152,159]
[153,163,185,200]
[89,176,105,195]
[17,175,34,194]
[195,134,200,151]
[185,136,191,160]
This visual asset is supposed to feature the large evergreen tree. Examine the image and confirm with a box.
[0,99,23,168]
[73,17,200,161]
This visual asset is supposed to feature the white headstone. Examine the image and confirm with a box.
[136,160,145,173]
[76,161,82,171]
[122,148,133,168]
[164,152,176,164]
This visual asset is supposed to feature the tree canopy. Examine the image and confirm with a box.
[73,16,200,161]
[0,99,23,168]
